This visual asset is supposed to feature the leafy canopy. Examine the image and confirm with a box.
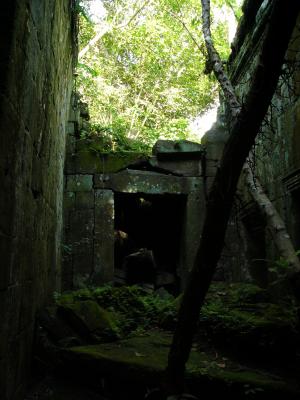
[77,0,241,151]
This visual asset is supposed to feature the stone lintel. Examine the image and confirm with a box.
[94,170,202,195]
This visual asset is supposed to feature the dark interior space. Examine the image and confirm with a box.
[114,192,186,292]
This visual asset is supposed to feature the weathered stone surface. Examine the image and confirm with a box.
[149,157,202,177]
[0,1,75,398]
[38,307,80,345]
[94,170,197,194]
[94,190,115,284]
[61,332,300,398]
[64,191,76,211]
[65,139,147,174]
[66,175,93,192]
[57,300,118,342]
[153,139,204,156]
[225,11,300,272]
[75,191,95,210]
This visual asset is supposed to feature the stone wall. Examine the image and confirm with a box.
[0,1,75,399]
[63,137,206,291]
[223,3,300,284]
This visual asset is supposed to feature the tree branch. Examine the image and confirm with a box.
[201,0,241,119]
[243,163,300,274]
[79,0,152,61]
[165,0,300,395]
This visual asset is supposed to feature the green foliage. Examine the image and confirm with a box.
[92,285,172,334]
[76,0,241,149]
[268,250,300,282]
[80,122,152,153]
[54,282,299,359]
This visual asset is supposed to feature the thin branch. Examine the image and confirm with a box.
[79,0,152,60]
[168,10,206,57]
[201,0,241,119]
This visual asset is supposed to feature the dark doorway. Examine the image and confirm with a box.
[114,192,186,292]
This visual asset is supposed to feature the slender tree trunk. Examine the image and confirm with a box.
[165,0,300,395]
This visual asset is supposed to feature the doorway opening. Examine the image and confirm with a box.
[114,192,186,294]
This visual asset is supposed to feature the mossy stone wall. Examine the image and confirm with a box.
[0,1,75,398]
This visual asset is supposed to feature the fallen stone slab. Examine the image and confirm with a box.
[60,331,300,399]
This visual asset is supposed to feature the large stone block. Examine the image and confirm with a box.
[64,191,76,210]
[94,170,190,194]
[74,143,145,174]
[75,191,95,209]
[66,174,93,192]
[152,139,204,157]
[93,189,115,284]
[149,157,202,177]
[73,250,94,287]
[69,210,94,245]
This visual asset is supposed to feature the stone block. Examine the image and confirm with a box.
[94,190,115,284]
[94,170,189,194]
[73,138,146,173]
[75,150,101,174]
[152,139,204,157]
[64,191,75,210]
[69,210,94,245]
[64,154,77,174]
[66,174,93,192]
[150,157,202,176]
[66,131,76,155]
[61,253,73,291]
[66,122,75,135]
[73,250,94,286]
[75,191,94,209]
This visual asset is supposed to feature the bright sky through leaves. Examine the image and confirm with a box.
[78,0,242,149]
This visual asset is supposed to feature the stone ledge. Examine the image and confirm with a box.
[94,170,202,194]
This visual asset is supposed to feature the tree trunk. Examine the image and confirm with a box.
[165,0,300,395]
[242,164,300,275]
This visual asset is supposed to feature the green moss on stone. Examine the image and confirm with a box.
[64,332,300,396]
[57,299,120,341]
[75,138,148,173]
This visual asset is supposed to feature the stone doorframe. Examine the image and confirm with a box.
[93,169,205,289]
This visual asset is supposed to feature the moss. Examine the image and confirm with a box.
[76,138,148,173]
[64,332,300,397]
[57,300,120,341]
[55,283,299,359]
[197,282,299,360]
